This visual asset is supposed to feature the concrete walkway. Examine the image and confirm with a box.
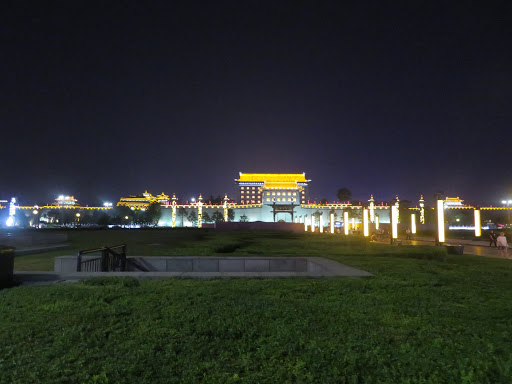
[397,236,511,259]
[14,257,373,286]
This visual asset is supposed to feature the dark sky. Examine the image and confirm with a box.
[2,1,511,206]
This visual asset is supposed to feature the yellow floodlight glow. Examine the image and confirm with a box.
[474,209,481,237]
[344,212,349,235]
[351,218,355,230]
[330,212,334,234]
[375,215,379,230]
[304,215,308,231]
[411,213,416,234]
[437,199,445,243]
[319,214,323,233]
[391,205,398,239]
[363,208,369,237]
[310,214,315,232]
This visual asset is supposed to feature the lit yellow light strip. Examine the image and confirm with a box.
[474,209,481,237]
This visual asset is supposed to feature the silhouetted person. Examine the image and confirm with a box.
[489,230,497,247]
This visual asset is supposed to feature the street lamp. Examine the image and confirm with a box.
[75,212,81,227]
[33,209,39,228]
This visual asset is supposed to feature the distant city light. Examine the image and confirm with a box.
[6,216,14,227]
[103,202,113,207]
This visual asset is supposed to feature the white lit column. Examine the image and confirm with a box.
[368,195,375,223]
[171,194,177,228]
[311,214,315,232]
[344,212,349,235]
[375,215,379,230]
[223,194,229,222]
[197,195,203,228]
[437,199,445,243]
[319,213,323,233]
[411,213,416,234]
[419,195,425,224]
[391,205,398,239]
[304,215,308,231]
[330,212,334,234]
[474,208,481,237]
[363,208,369,237]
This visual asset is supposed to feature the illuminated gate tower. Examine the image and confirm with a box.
[235,172,310,204]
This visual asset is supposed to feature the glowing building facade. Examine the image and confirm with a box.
[235,173,310,205]
[117,191,169,210]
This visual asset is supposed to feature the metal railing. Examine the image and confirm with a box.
[77,244,127,272]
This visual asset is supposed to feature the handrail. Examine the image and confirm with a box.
[77,244,127,272]
[78,244,126,255]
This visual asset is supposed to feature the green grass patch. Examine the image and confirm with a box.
[15,230,446,271]
[2,254,512,383]
[3,230,512,382]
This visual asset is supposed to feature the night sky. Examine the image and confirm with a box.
[2,1,511,206]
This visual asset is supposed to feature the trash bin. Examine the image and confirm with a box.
[0,245,15,288]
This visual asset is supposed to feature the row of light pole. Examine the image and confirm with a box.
[301,197,490,247]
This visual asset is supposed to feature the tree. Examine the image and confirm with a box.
[178,207,187,226]
[187,211,197,227]
[95,212,111,226]
[203,212,212,224]
[228,208,235,222]
[212,211,224,222]
[337,188,352,203]
[144,203,161,226]
[239,214,248,222]
[320,198,328,205]
[113,205,133,225]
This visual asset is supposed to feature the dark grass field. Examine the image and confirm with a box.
[2,230,512,383]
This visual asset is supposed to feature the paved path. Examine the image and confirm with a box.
[15,243,70,256]
[398,236,511,259]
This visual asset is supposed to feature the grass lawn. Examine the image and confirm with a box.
[2,230,512,383]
